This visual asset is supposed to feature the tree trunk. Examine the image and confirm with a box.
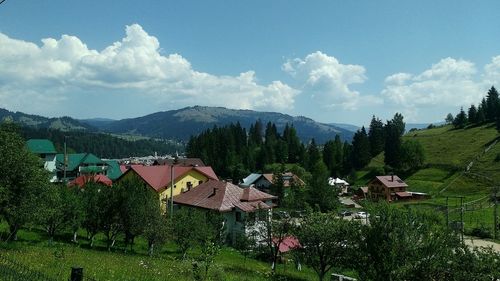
[148,242,154,256]
[8,224,18,241]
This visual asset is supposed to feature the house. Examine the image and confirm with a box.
[69,174,113,188]
[103,160,123,181]
[368,175,411,202]
[116,164,218,210]
[26,139,58,182]
[354,186,369,199]
[55,153,109,182]
[173,180,277,243]
[328,177,350,195]
[153,158,205,167]
[240,172,305,192]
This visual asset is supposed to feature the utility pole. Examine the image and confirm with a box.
[169,156,179,219]
[494,186,499,240]
[63,136,67,183]
[445,196,449,227]
[460,196,464,243]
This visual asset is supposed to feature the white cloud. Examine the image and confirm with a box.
[0,24,298,116]
[283,51,379,110]
[382,57,484,109]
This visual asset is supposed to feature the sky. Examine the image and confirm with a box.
[1,1,500,126]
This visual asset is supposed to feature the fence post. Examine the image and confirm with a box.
[71,267,83,281]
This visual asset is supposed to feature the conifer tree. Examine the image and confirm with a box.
[368,115,385,156]
[351,127,371,169]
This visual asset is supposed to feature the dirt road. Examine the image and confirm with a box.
[464,236,500,252]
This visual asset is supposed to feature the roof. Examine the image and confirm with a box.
[26,139,56,154]
[241,173,262,187]
[359,187,369,193]
[154,158,205,167]
[372,175,408,188]
[56,153,105,171]
[395,191,412,198]
[104,160,122,180]
[273,236,301,253]
[69,174,112,187]
[242,172,304,187]
[173,180,277,213]
[120,165,218,192]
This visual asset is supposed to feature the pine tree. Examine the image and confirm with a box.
[351,127,372,169]
[368,115,385,156]
[467,105,478,124]
[445,113,454,125]
[453,107,468,129]
[486,86,500,121]
[384,120,402,169]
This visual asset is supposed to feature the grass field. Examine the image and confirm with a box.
[0,223,318,281]
[354,124,500,235]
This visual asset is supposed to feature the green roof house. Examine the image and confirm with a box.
[56,153,108,182]
[27,139,57,182]
[104,160,123,181]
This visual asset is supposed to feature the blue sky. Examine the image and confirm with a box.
[1,1,500,125]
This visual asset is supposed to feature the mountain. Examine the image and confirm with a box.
[98,106,354,143]
[329,123,360,132]
[79,118,116,128]
[0,108,93,131]
[405,122,445,132]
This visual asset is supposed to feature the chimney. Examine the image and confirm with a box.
[391,174,394,181]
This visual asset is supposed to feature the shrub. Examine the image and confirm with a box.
[470,225,492,239]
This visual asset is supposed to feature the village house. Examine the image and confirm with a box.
[55,153,109,182]
[368,175,411,202]
[116,164,218,210]
[26,139,58,182]
[240,172,304,192]
[173,180,277,243]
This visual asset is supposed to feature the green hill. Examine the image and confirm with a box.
[358,123,500,235]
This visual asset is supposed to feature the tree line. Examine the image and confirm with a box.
[187,113,425,184]
[447,86,500,130]
[20,126,184,159]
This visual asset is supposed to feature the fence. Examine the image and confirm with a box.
[0,254,60,281]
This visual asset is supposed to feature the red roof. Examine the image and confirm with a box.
[69,174,112,187]
[273,236,301,253]
[120,165,218,192]
[173,180,277,213]
[373,175,408,188]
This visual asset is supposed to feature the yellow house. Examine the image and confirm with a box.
[116,165,219,210]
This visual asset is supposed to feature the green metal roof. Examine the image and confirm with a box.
[26,139,56,154]
[56,153,105,171]
[104,160,122,180]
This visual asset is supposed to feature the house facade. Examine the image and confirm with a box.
[27,139,58,182]
[173,180,277,243]
[55,153,109,182]
[116,165,218,211]
[368,175,410,202]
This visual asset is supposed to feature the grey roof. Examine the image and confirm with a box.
[241,173,262,187]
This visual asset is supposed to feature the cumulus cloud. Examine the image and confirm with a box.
[0,24,298,116]
[382,57,485,110]
[283,51,379,110]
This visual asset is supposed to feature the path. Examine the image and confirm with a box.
[464,236,500,252]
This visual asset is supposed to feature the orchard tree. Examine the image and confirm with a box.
[0,123,49,241]
[295,212,360,281]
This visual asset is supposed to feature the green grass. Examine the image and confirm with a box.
[0,223,318,281]
[355,124,500,235]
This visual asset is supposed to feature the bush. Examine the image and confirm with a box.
[470,225,492,239]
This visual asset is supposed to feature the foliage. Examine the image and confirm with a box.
[295,212,359,281]
[0,123,50,241]
[453,107,468,129]
[20,126,184,159]
[306,161,338,212]
[172,208,223,258]
[384,114,404,169]
[445,113,454,124]
[351,126,371,169]
[355,204,464,281]
[400,139,426,171]
[368,115,385,156]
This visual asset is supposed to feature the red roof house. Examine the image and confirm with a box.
[69,174,113,188]
[368,175,410,202]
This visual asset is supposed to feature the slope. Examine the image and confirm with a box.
[99,106,354,143]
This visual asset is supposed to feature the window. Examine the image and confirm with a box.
[187,181,193,191]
